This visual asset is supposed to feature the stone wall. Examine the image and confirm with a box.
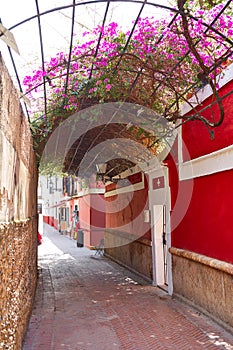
[0,53,38,350]
[104,229,153,281]
[170,247,233,330]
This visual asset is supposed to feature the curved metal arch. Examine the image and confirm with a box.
[149,0,233,110]
[17,0,231,139]
[8,0,233,48]
[35,0,47,118]
[7,47,30,122]
[88,0,111,81]
[8,0,233,107]
[64,0,76,96]
[1,0,232,170]
[8,1,175,32]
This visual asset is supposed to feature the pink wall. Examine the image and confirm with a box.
[79,195,91,229]
[90,194,105,246]
[43,216,49,224]
[170,79,233,264]
[79,195,91,247]
[54,218,59,230]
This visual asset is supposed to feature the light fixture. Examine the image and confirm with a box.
[49,177,54,193]
[96,163,107,174]
[96,163,121,184]
[0,23,20,55]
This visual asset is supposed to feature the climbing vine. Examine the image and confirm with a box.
[23,1,233,154]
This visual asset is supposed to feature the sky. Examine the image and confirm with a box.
[0,0,172,90]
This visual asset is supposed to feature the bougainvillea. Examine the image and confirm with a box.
[23,2,233,148]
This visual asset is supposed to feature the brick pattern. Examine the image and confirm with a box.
[23,225,233,350]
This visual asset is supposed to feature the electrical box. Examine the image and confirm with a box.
[144,210,150,223]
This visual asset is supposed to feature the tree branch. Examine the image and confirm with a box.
[177,0,225,127]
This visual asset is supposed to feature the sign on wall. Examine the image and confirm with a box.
[152,176,165,190]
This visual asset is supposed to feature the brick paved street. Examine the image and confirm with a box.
[23,224,233,350]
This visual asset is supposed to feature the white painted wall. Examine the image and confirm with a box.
[38,175,64,223]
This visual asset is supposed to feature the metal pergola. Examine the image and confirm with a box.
[1,0,233,177]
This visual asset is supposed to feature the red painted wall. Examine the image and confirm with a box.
[43,216,49,224]
[79,195,91,246]
[182,80,233,161]
[90,194,106,246]
[43,215,55,227]
[172,170,233,264]
[166,139,179,212]
[50,216,55,227]
[171,77,233,264]
[53,218,58,230]
[105,174,151,240]
[79,193,105,247]
[90,194,105,228]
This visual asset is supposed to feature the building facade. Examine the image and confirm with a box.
[39,63,233,330]
[40,175,105,248]
[105,62,233,329]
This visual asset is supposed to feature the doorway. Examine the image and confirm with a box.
[152,205,168,290]
[147,166,173,295]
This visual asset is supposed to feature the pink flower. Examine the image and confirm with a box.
[105,84,112,91]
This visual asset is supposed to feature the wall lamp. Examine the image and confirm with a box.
[96,163,121,184]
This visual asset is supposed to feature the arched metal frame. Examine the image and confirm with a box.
[1,0,233,175]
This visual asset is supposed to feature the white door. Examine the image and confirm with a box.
[151,205,167,289]
[146,166,172,295]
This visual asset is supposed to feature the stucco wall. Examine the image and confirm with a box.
[182,79,233,161]
[105,174,150,239]
[171,68,233,264]
[79,193,105,247]
[169,70,233,328]
[171,169,233,264]
[0,53,38,350]
[105,173,152,280]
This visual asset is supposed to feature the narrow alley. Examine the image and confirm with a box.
[23,224,233,350]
